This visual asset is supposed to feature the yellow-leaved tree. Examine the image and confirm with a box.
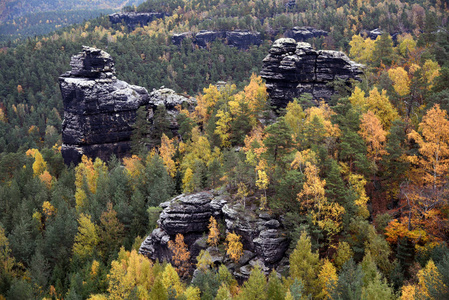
[225,232,243,263]
[73,213,99,261]
[388,67,411,97]
[298,162,345,237]
[207,216,220,247]
[358,110,388,169]
[160,133,177,177]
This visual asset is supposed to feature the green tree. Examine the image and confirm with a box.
[238,265,267,300]
[289,231,319,298]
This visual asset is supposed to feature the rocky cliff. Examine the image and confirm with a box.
[260,38,364,109]
[172,30,262,49]
[59,47,194,165]
[284,26,328,42]
[109,12,167,30]
[139,191,289,279]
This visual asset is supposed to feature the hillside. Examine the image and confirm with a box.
[0,0,448,299]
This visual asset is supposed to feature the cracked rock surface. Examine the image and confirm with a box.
[139,191,289,279]
[59,47,194,165]
[260,38,364,109]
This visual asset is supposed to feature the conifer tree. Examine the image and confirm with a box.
[289,231,319,298]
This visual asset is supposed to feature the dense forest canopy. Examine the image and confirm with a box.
[0,0,449,299]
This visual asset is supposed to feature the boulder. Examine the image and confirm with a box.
[260,38,363,109]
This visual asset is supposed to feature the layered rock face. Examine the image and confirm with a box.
[260,38,363,109]
[172,30,262,49]
[284,26,328,42]
[59,47,194,165]
[59,46,149,165]
[139,192,289,278]
[109,12,167,30]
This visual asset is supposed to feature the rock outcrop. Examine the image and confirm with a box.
[139,192,289,278]
[260,38,364,109]
[284,26,328,42]
[59,47,194,165]
[59,46,149,165]
[172,30,262,49]
[109,12,167,30]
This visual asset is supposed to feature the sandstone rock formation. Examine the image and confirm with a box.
[59,47,194,165]
[109,12,167,30]
[172,30,262,49]
[139,191,289,279]
[284,26,328,42]
[260,38,364,109]
[59,46,149,165]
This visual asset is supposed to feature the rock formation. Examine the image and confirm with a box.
[260,38,364,109]
[284,26,328,42]
[109,12,167,30]
[172,30,262,49]
[59,46,149,165]
[139,191,289,279]
[59,47,194,165]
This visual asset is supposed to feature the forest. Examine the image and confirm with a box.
[0,0,449,299]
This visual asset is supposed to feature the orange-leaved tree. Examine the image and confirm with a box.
[207,216,220,247]
[168,233,191,277]
[387,104,449,245]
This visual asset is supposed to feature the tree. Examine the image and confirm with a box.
[266,270,285,300]
[388,67,411,97]
[358,111,388,170]
[417,259,447,299]
[238,265,267,300]
[317,259,338,299]
[160,134,177,177]
[298,163,345,237]
[131,106,151,154]
[207,216,220,247]
[226,232,243,263]
[403,104,449,239]
[373,33,394,66]
[162,264,184,298]
[98,203,124,260]
[73,213,99,261]
[289,231,319,298]
[168,233,191,277]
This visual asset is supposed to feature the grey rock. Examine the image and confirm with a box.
[172,30,262,49]
[261,39,363,109]
[59,46,150,165]
[59,47,194,165]
[109,12,167,30]
[284,26,328,42]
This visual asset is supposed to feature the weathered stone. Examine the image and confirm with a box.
[260,39,364,109]
[59,47,194,165]
[284,26,328,42]
[59,46,149,165]
[139,192,290,279]
[172,30,262,49]
[109,12,167,30]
